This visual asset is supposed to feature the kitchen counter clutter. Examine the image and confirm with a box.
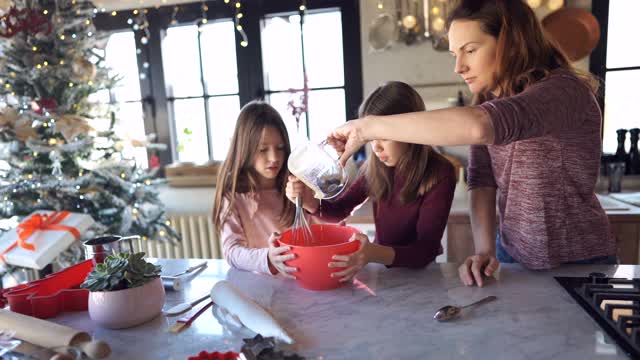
[31,259,639,359]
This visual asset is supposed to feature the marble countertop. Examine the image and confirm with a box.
[47,259,638,360]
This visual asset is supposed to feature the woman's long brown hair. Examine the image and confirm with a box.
[361,82,448,204]
[212,101,295,234]
[446,0,599,103]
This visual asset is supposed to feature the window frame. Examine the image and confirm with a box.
[94,0,363,168]
[590,0,640,135]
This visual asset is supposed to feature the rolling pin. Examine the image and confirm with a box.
[0,310,111,359]
[210,281,293,344]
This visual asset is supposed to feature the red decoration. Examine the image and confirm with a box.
[0,6,53,38]
[149,153,160,168]
[187,351,238,360]
[0,259,93,318]
[31,97,58,114]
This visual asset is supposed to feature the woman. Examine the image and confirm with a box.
[327,0,616,287]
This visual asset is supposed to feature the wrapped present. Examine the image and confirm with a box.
[0,211,94,269]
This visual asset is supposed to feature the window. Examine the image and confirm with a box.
[262,10,347,149]
[90,31,148,167]
[94,0,362,166]
[592,1,640,154]
[162,20,240,163]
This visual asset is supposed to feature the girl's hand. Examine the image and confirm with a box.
[327,118,367,167]
[285,175,319,213]
[267,232,297,279]
[328,233,370,282]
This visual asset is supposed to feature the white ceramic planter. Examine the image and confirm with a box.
[88,277,165,329]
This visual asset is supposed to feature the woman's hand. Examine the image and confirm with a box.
[327,118,368,167]
[328,233,371,282]
[267,232,297,279]
[458,254,500,287]
[285,175,319,213]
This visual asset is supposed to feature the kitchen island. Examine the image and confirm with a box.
[39,259,638,359]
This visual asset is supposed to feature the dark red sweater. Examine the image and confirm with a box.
[314,156,455,268]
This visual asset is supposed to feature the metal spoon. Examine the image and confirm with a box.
[433,295,497,322]
[163,294,210,317]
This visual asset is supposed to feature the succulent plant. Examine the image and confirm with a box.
[81,252,162,292]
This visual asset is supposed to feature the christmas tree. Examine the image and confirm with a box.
[0,0,179,269]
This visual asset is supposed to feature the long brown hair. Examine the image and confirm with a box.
[212,101,295,234]
[360,82,447,204]
[446,0,598,102]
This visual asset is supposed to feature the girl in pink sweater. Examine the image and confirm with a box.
[213,101,305,278]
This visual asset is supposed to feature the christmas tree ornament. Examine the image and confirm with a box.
[71,56,96,82]
[0,0,12,13]
[30,97,58,114]
[55,114,93,142]
[49,150,63,177]
[13,117,38,141]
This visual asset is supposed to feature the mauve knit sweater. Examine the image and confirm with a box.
[468,68,616,269]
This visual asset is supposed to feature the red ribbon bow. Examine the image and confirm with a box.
[0,211,81,264]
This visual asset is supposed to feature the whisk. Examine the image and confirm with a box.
[291,197,314,245]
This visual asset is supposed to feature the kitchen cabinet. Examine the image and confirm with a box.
[347,194,640,264]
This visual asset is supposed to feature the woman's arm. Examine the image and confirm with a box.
[328,106,494,165]
[469,187,497,256]
[459,145,500,287]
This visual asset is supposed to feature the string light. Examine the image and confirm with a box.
[377,1,383,10]
[201,2,208,25]
[145,180,151,185]
[230,0,248,47]
[43,9,48,14]
[111,10,117,16]
[32,46,37,51]
[121,172,127,178]
[159,230,166,237]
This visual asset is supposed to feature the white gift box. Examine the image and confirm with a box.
[0,211,94,269]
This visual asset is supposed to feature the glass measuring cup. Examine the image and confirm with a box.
[287,140,349,200]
